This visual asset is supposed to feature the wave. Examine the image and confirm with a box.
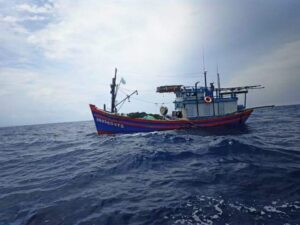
[1,105,300,225]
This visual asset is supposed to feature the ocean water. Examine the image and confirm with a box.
[1,105,300,225]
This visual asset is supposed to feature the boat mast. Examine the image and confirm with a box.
[110,68,117,113]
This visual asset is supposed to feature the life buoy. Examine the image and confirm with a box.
[160,106,168,116]
[204,96,212,103]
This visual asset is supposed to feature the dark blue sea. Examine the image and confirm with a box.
[1,105,300,225]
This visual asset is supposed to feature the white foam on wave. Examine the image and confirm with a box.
[214,204,223,215]
[170,196,300,225]
[263,205,286,214]
[293,204,300,209]
[192,213,201,222]
[228,203,242,211]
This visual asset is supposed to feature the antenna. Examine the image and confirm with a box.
[216,63,221,98]
[217,64,221,90]
[202,47,207,92]
[202,47,206,72]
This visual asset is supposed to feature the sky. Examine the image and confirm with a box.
[0,0,300,127]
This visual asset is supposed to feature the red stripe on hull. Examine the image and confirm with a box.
[90,104,252,125]
[97,130,114,135]
[89,104,253,135]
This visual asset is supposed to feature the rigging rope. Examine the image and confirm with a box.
[130,96,173,105]
[118,87,173,106]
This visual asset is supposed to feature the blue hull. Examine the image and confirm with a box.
[90,104,253,135]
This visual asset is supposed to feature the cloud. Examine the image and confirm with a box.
[22,0,198,117]
[1,15,46,23]
[27,1,195,75]
[0,67,106,126]
[227,40,300,106]
[0,0,300,126]
[16,3,53,14]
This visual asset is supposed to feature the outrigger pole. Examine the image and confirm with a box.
[218,85,264,109]
[249,105,275,110]
[115,90,138,112]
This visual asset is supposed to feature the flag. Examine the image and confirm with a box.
[120,77,126,85]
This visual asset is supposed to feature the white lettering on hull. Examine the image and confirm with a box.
[96,118,124,128]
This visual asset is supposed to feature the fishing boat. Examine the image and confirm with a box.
[90,68,266,135]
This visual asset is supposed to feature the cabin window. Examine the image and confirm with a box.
[176,93,183,97]
[175,102,183,109]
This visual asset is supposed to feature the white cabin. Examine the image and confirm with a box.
[157,85,242,119]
